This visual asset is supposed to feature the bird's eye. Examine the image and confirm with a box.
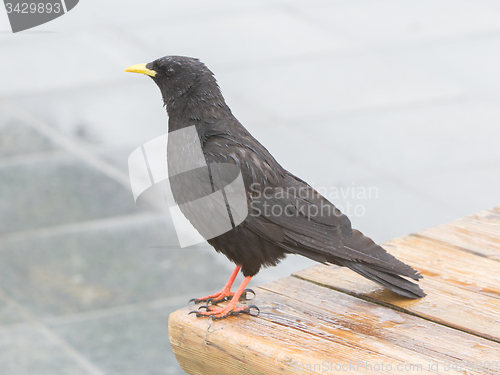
[166,68,175,76]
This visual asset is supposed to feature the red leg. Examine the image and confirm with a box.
[190,276,259,319]
[189,265,253,304]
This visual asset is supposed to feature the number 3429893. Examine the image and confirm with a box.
[5,3,62,14]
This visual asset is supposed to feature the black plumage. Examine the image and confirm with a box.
[125,56,425,319]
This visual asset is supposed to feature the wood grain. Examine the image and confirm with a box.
[169,207,500,374]
[385,235,500,299]
[294,265,500,342]
[416,209,500,261]
[170,277,500,375]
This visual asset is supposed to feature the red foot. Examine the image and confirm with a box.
[189,287,235,304]
[189,275,259,320]
[190,303,259,320]
[188,265,255,305]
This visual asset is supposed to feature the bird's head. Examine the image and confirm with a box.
[125,56,222,111]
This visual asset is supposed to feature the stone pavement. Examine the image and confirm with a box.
[1,1,500,374]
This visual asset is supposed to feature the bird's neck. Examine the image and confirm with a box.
[166,89,232,135]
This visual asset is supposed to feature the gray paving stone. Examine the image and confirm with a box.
[48,303,186,375]
[0,324,92,375]
[270,0,347,6]
[0,153,139,235]
[332,177,457,244]
[302,100,500,175]
[96,145,137,175]
[18,0,272,32]
[478,0,500,12]
[8,82,168,148]
[246,120,375,188]
[0,214,229,318]
[0,30,142,97]
[248,255,317,288]
[399,163,500,218]
[299,0,500,48]
[387,35,500,103]
[126,9,347,67]
[0,120,59,157]
[0,9,9,32]
[218,54,464,122]
[0,293,29,327]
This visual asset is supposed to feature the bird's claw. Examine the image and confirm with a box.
[188,290,234,305]
[228,304,259,317]
[205,298,216,306]
[190,304,260,320]
[241,288,256,301]
[247,304,260,316]
[210,304,260,320]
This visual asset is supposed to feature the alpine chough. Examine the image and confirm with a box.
[125,56,425,320]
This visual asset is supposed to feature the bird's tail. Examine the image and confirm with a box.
[337,259,426,299]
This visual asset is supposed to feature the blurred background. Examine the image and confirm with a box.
[1,0,500,374]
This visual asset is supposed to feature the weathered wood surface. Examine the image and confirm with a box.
[169,208,500,374]
[417,208,500,261]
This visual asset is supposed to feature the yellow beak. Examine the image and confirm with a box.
[124,63,157,77]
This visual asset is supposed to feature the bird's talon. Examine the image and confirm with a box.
[229,308,248,317]
[211,313,229,321]
[241,288,256,300]
[188,298,199,305]
[247,305,260,316]
[198,305,209,311]
[189,310,202,317]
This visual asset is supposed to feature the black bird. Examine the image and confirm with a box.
[125,56,425,319]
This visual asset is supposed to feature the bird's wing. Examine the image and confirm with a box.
[248,173,422,283]
[203,134,421,282]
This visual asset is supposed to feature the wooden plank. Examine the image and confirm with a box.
[170,208,500,374]
[294,209,500,343]
[416,209,500,261]
[294,265,500,343]
[168,302,423,375]
[384,235,500,299]
[169,277,500,375]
